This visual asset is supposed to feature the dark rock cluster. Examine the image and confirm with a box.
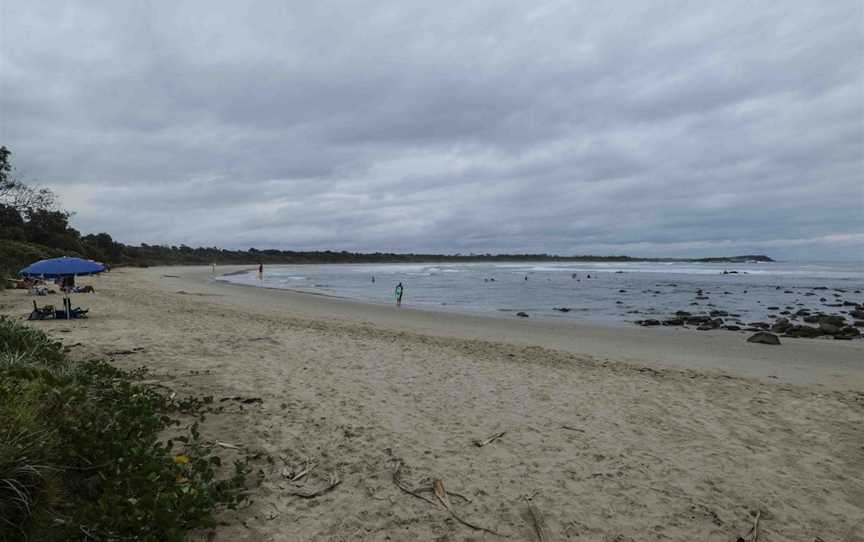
[635,287,863,341]
[747,332,781,345]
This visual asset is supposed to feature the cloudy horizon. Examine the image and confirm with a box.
[1,1,862,261]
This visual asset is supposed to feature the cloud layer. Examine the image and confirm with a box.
[2,1,862,259]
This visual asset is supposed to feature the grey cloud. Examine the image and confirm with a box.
[1,0,862,260]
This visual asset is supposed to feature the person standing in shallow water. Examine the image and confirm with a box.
[395,282,404,307]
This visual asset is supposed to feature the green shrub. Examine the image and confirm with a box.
[0,319,252,542]
[0,317,65,368]
[0,373,62,540]
[0,268,13,289]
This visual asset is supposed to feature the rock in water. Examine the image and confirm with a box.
[771,318,791,333]
[637,319,661,326]
[747,332,781,345]
[819,322,842,335]
[818,315,846,327]
[838,326,861,339]
[516,312,529,318]
[785,325,823,338]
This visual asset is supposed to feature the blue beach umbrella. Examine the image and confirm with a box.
[20,257,104,320]
[19,256,106,278]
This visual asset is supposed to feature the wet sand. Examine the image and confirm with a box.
[194,266,862,389]
[2,265,862,541]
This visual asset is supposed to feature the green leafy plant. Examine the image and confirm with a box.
[0,318,252,542]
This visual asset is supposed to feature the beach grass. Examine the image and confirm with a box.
[0,317,253,541]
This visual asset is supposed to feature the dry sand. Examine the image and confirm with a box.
[2,266,862,541]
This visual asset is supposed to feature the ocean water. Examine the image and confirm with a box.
[218,261,864,326]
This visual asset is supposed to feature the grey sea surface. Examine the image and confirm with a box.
[218,261,864,327]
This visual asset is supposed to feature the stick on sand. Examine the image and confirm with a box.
[736,510,760,542]
[433,479,502,536]
[286,472,340,499]
[474,430,506,447]
[527,504,551,542]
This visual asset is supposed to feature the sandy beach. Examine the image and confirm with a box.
[2,265,862,541]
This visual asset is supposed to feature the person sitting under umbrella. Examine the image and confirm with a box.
[19,257,105,320]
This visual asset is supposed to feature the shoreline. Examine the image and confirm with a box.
[177,265,864,389]
[2,264,862,540]
[213,260,864,332]
[215,268,662,328]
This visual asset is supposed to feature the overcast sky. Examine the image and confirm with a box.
[1,1,862,260]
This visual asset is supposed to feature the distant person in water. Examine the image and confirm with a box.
[372,275,375,283]
[395,282,404,306]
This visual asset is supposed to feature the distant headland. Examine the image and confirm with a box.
[105,246,775,267]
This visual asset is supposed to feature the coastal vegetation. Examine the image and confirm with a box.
[0,316,252,541]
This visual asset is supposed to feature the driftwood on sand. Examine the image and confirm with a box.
[391,461,472,504]
[433,479,502,536]
[390,460,501,536]
[736,510,760,542]
[473,430,506,447]
[527,503,551,542]
[282,458,316,482]
[392,462,437,505]
[285,472,341,499]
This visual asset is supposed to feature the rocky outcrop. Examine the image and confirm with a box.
[633,302,862,341]
[819,322,842,335]
[783,325,822,338]
[771,318,791,333]
[636,319,661,326]
[747,332,781,345]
